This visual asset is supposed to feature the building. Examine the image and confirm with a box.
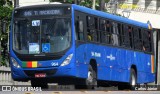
[19,0,49,6]
[13,0,50,7]
[115,0,160,29]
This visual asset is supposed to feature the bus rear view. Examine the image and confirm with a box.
[10,4,76,87]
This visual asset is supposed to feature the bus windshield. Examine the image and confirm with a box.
[13,18,71,54]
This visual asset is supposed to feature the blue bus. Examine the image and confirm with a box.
[10,4,155,89]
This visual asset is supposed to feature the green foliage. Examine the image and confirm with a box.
[0,0,13,66]
[104,0,110,3]
[49,0,110,11]
[0,56,7,66]
[49,0,122,16]
[79,0,93,8]
[0,0,5,6]
[66,0,73,3]
[0,0,13,20]
[0,6,13,20]
[79,0,110,9]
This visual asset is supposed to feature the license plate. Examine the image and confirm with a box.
[35,73,46,78]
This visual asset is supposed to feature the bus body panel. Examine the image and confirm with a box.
[72,4,155,84]
[9,4,155,85]
[75,43,155,83]
[75,44,88,78]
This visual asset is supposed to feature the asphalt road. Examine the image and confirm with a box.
[1,85,160,94]
[0,91,160,94]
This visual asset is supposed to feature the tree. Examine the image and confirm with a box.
[49,0,110,11]
[0,0,13,21]
[77,0,110,11]
[0,0,13,66]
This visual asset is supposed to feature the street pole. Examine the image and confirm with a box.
[92,0,96,9]
[14,0,19,8]
[0,20,1,65]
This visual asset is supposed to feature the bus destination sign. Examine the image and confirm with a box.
[14,7,70,18]
[23,9,63,17]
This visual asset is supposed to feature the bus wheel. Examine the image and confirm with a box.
[85,65,97,89]
[31,79,48,88]
[130,68,137,90]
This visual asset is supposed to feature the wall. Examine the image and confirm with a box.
[0,66,30,85]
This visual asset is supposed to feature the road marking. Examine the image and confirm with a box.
[52,91,62,94]
[80,90,88,93]
[104,91,112,92]
[25,93,33,94]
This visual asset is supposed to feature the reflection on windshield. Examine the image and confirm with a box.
[13,18,71,54]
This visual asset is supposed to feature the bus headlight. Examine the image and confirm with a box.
[11,57,20,68]
[61,54,73,66]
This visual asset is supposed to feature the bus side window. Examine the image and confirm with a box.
[87,16,94,29]
[142,30,151,52]
[99,19,106,43]
[87,16,92,41]
[138,29,143,50]
[120,24,125,47]
[133,28,139,50]
[106,20,111,44]
[128,26,133,48]
[123,25,130,48]
[133,28,142,50]
[148,30,152,52]
[99,19,111,44]
[75,16,84,41]
[86,16,98,42]
[111,22,119,46]
[94,17,99,42]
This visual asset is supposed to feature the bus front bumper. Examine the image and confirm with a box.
[11,65,77,81]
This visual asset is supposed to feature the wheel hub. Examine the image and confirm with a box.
[131,74,136,86]
[87,71,93,83]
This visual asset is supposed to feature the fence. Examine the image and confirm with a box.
[0,66,30,85]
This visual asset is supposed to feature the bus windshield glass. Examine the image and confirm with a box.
[13,18,71,54]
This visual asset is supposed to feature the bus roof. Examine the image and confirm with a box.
[72,4,149,29]
[13,4,149,29]
[14,4,71,10]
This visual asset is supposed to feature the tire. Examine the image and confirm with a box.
[31,79,48,89]
[130,68,137,90]
[74,65,97,89]
[85,65,97,89]
[118,68,137,90]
